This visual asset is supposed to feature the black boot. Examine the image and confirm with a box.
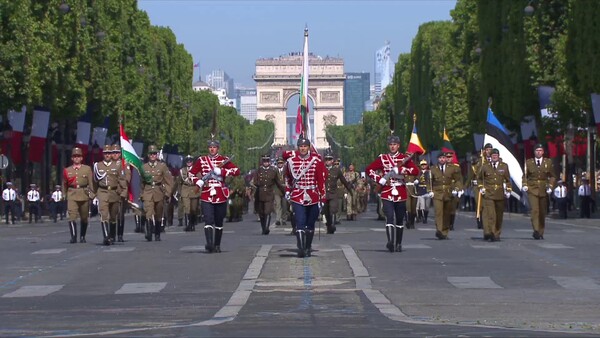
[305,230,314,257]
[260,216,267,235]
[69,221,77,243]
[101,221,111,245]
[178,218,183,227]
[264,215,271,235]
[134,215,141,233]
[109,222,117,243]
[117,220,124,242]
[154,220,162,241]
[295,230,306,258]
[395,225,404,252]
[184,214,191,232]
[416,210,423,223]
[476,217,482,229]
[204,225,214,253]
[449,214,455,231]
[190,214,196,231]
[145,219,153,241]
[330,215,337,233]
[214,227,223,253]
[408,213,416,229]
[423,210,429,224]
[385,224,395,252]
[80,221,88,243]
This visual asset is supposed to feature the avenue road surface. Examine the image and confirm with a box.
[0,205,599,337]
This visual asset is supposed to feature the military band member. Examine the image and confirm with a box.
[282,136,327,257]
[428,152,463,240]
[415,160,431,224]
[63,147,95,243]
[366,135,420,252]
[343,164,360,221]
[189,138,241,253]
[93,145,123,245]
[111,144,130,242]
[478,148,511,241]
[252,154,285,235]
[27,184,41,223]
[2,182,17,224]
[273,157,289,226]
[141,145,174,242]
[445,151,461,230]
[323,152,353,234]
[522,143,555,240]
[50,185,64,223]
[179,155,200,231]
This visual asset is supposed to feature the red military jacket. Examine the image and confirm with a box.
[366,152,420,202]
[189,154,240,204]
[282,150,327,206]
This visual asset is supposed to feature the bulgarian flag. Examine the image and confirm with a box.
[120,124,151,185]
[406,114,426,155]
[295,27,312,144]
[442,127,458,164]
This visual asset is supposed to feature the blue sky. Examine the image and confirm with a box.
[138,0,457,87]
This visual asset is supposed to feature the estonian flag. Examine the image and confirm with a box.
[483,108,524,191]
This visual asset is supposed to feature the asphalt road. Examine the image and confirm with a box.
[0,205,599,337]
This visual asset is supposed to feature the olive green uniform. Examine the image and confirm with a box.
[522,157,555,239]
[478,161,511,240]
[405,174,418,228]
[179,165,201,231]
[428,164,463,239]
[94,159,125,244]
[344,170,360,220]
[63,163,95,243]
[141,160,174,241]
[251,164,285,234]
[324,164,353,233]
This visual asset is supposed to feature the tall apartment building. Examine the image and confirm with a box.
[206,69,235,97]
[344,72,370,125]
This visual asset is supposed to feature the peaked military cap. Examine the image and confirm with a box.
[534,143,544,150]
[103,144,113,153]
[297,136,310,146]
[484,143,493,149]
[147,145,159,154]
[387,135,401,145]
[112,144,121,152]
[261,154,271,161]
[445,151,455,157]
[71,147,83,156]
[419,160,428,165]
[6,181,12,185]
[184,155,194,162]
[30,183,37,187]
[55,185,61,189]
[277,157,285,163]
[491,148,500,155]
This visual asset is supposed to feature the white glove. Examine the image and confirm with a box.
[344,193,348,198]
[378,178,387,185]
[212,167,222,176]
[318,201,324,209]
[452,190,458,197]
[427,192,434,198]
[505,192,511,199]
[480,188,486,195]
[472,180,478,186]
[196,179,204,188]
[284,191,291,200]
[457,190,464,198]
[546,188,552,194]
[392,167,399,175]
[522,186,529,192]
[413,179,419,185]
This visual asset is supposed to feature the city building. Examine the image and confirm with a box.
[374,41,393,98]
[344,72,370,125]
[235,88,258,123]
[192,79,211,92]
[212,88,235,107]
[206,69,235,98]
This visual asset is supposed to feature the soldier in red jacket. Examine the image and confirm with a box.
[282,137,327,258]
[189,139,240,253]
[366,135,419,252]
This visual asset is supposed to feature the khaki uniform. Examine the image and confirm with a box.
[428,164,463,238]
[273,165,289,225]
[94,160,124,223]
[251,165,285,234]
[478,161,511,240]
[356,177,368,213]
[335,169,346,221]
[63,164,94,222]
[141,161,174,225]
[405,174,418,228]
[179,165,201,230]
[471,156,490,228]
[344,170,360,219]
[324,164,353,233]
[522,157,555,238]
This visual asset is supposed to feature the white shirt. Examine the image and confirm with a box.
[51,190,63,202]
[2,188,16,201]
[27,190,40,202]
[578,184,591,197]
[553,186,566,199]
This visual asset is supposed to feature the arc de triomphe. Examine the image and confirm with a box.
[254,53,344,149]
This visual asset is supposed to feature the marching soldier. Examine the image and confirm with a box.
[446,151,461,230]
[428,152,463,240]
[189,138,241,253]
[415,160,431,224]
[50,185,64,222]
[251,154,285,235]
[473,143,494,229]
[228,175,246,222]
[366,135,419,252]
[344,163,360,221]
[111,144,130,242]
[323,152,353,234]
[141,145,174,242]
[282,136,327,257]
[63,147,95,243]
[273,157,289,226]
[26,183,41,223]
[94,145,125,245]
[356,175,369,214]
[179,155,200,231]
[478,148,511,241]
[334,158,345,224]
[405,170,419,229]
[464,155,480,213]
[522,143,555,240]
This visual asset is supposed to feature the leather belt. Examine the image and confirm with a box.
[295,185,316,189]
[100,186,118,190]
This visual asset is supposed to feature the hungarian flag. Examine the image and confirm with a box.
[295,27,312,143]
[441,128,458,164]
[120,124,151,185]
[407,117,426,155]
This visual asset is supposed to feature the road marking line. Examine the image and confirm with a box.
[551,276,600,290]
[32,249,66,254]
[536,243,573,249]
[447,276,502,289]
[3,285,63,298]
[115,283,167,294]
[104,247,135,252]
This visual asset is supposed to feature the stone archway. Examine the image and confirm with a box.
[254,53,345,149]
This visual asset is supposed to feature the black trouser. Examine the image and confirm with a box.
[50,201,63,221]
[556,197,568,219]
[580,196,592,218]
[29,202,40,222]
[382,200,406,225]
[4,201,16,223]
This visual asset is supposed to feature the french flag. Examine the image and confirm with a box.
[75,120,91,160]
[28,108,50,163]
[4,106,26,165]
